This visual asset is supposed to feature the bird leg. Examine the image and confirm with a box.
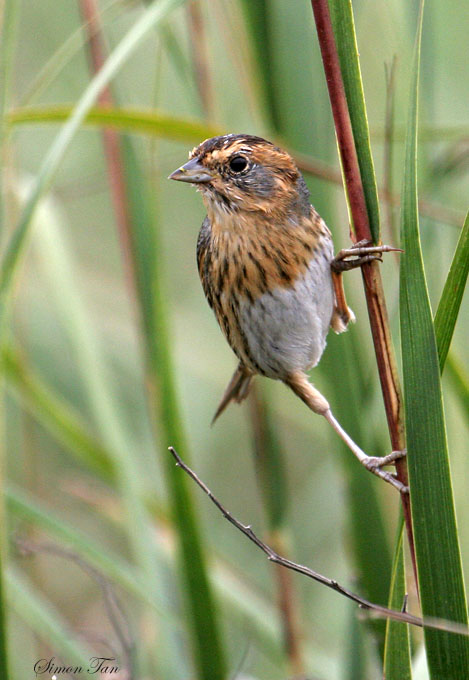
[330,239,402,331]
[285,372,408,493]
[331,239,402,273]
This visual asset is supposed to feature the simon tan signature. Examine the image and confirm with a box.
[34,656,120,676]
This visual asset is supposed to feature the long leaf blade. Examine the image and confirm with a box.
[399,3,469,675]
[7,105,221,143]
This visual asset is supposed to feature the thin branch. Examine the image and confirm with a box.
[169,447,469,637]
[309,0,416,584]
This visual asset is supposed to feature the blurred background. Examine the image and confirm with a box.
[2,0,468,678]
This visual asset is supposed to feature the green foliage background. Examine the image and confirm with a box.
[1,1,468,678]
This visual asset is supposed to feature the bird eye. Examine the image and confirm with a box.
[229,155,248,173]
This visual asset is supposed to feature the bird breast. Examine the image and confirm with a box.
[200,212,336,379]
[236,246,335,378]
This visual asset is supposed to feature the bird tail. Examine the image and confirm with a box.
[212,364,253,425]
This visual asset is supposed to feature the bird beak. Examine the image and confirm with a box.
[168,158,213,184]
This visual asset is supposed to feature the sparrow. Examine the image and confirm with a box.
[169,134,406,492]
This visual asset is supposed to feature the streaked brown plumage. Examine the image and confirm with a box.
[170,134,407,492]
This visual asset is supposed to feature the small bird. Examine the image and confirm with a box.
[170,134,406,492]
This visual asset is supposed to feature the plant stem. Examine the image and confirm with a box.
[248,385,304,676]
[77,0,137,298]
[310,0,416,584]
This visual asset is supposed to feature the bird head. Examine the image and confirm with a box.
[169,134,310,221]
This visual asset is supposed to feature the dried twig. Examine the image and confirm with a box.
[169,447,469,637]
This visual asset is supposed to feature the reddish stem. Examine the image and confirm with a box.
[77,0,136,299]
[310,0,417,586]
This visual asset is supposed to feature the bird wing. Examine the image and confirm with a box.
[196,216,214,309]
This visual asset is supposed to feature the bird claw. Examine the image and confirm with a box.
[331,239,402,272]
[363,449,408,493]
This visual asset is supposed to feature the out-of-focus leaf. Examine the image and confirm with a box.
[2,346,113,479]
[0,2,21,676]
[0,0,187,317]
[6,485,179,622]
[7,568,93,668]
[7,105,221,143]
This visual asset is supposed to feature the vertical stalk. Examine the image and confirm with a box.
[77,3,227,678]
[248,385,304,676]
[0,2,21,676]
[77,0,137,296]
[186,3,215,120]
[310,0,416,582]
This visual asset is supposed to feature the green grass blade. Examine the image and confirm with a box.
[20,0,124,106]
[0,3,21,676]
[7,105,221,143]
[383,520,412,680]
[434,211,469,371]
[0,551,8,680]
[249,385,289,531]
[30,191,157,582]
[25,179,185,677]
[6,485,179,624]
[238,0,278,130]
[0,0,187,311]
[7,568,93,669]
[248,384,304,672]
[2,346,113,479]
[399,3,469,676]
[121,136,226,680]
[344,605,368,680]
[329,0,381,242]
[0,0,19,235]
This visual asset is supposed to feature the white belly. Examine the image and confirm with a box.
[238,253,334,379]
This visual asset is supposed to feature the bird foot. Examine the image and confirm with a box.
[362,449,408,493]
[331,239,402,272]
